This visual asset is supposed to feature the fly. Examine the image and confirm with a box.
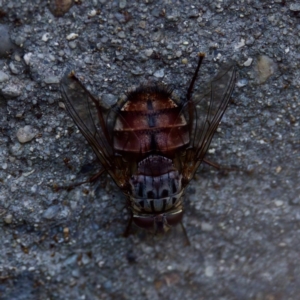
[60,53,236,235]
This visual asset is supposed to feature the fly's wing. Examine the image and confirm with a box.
[60,71,129,188]
[179,64,236,184]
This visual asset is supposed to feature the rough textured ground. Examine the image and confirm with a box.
[0,1,299,299]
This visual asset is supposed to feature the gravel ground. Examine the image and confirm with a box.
[0,1,299,299]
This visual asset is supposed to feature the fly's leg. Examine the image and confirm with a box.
[203,158,240,172]
[123,213,133,238]
[53,168,105,192]
[180,221,191,246]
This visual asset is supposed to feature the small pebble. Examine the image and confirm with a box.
[58,207,70,219]
[9,62,19,74]
[182,58,188,64]
[175,51,182,58]
[139,21,146,29]
[82,253,90,265]
[236,78,248,87]
[102,94,118,106]
[188,9,199,18]
[274,200,284,207]
[16,125,38,143]
[44,76,60,84]
[88,9,97,17]
[0,71,9,83]
[64,254,78,266]
[49,0,73,17]
[42,205,60,220]
[119,0,126,9]
[131,67,144,75]
[167,10,180,21]
[234,38,245,50]
[66,33,78,40]
[42,33,50,42]
[9,142,24,156]
[205,266,214,277]
[243,57,253,66]
[58,102,65,109]
[1,84,22,98]
[201,222,213,232]
[14,53,21,61]
[69,41,77,49]
[4,214,13,224]
[117,31,125,38]
[23,53,33,65]
[153,69,164,78]
[72,269,80,278]
[256,55,277,84]
[144,49,153,57]
[290,3,300,12]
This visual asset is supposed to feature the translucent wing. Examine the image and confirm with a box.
[179,64,236,184]
[60,71,129,188]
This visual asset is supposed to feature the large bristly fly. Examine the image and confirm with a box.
[60,53,236,235]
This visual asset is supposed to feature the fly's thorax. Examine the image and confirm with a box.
[113,85,189,155]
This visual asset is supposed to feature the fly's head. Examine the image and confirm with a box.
[132,208,184,233]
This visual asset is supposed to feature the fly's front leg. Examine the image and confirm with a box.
[53,168,105,192]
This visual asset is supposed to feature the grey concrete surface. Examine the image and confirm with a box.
[0,0,299,299]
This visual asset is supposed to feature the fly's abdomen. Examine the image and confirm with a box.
[113,86,189,154]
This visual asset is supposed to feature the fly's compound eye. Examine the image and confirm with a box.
[165,210,183,226]
[133,210,183,231]
[133,216,155,230]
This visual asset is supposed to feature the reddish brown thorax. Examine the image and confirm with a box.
[113,85,189,156]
